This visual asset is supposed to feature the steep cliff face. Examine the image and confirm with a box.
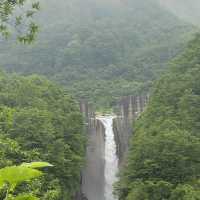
[76,96,148,199]
[79,101,106,200]
[82,119,105,200]
[113,95,148,164]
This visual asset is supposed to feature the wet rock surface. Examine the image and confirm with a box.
[76,96,148,200]
[79,101,106,200]
[113,95,148,165]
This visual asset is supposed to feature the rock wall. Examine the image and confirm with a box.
[78,101,106,200]
[76,95,148,199]
[113,95,148,165]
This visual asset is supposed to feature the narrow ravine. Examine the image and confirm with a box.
[97,116,119,200]
[80,96,148,200]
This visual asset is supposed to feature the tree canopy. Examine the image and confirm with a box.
[0,72,86,199]
[0,0,196,109]
[115,34,200,200]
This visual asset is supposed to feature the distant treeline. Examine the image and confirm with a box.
[0,0,195,109]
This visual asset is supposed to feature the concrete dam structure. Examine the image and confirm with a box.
[77,95,148,200]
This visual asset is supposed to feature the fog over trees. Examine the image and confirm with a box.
[158,0,200,25]
[0,0,196,108]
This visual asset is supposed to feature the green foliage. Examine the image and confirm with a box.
[116,35,200,199]
[0,162,51,200]
[21,162,53,169]
[0,0,39,43]
[11,194,39,200]
[0,0,195,109]
[0,73,86,199]
[0,166,42,190]
[125,181,172,200]
[170,184,200,200]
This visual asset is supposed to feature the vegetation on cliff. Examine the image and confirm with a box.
[0,72,86,199]
[115,35,200,200]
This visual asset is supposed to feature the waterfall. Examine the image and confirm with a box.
[79,96,148,200]
[97,116,119,200]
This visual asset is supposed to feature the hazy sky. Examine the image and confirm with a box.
[158,0,200,25]
[36,0,200,29]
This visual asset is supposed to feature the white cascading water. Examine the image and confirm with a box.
[97,116,119,200]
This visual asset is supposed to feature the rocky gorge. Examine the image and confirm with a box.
[76,95,148,200]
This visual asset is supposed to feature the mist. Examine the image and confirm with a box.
[158,0,200,25]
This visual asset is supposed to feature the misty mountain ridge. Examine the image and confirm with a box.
[0,0,196,108]
[158,0,200,25]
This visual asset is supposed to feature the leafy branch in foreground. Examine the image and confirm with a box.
[0,162,53,200]
[0,0,40,43]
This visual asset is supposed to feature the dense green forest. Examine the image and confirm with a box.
[115,34,200,200]
[1,1,200,200]
[0,72,86,199]
[0,0,196,108]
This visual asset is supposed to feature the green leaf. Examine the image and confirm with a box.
[0,166,42,190]
[13,194,39,200]
[21,162,53,169]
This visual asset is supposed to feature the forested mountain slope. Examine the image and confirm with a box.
[116,34,200,200]
[0,0,195,108]
[0,72,85,200]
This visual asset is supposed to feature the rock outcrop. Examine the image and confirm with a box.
[78,101,106,200]
[76,95,148,199]
[113,95,148,165]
